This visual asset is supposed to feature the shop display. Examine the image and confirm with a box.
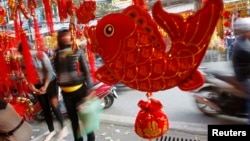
[86,0,223,139]
[0,0,225,140]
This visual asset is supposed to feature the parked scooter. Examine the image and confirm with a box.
[192,68,249,118]
[30,82,118,120]
[90,81,118,109]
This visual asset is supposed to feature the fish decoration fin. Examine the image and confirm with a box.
[178,70,205,91]
[95,66,119,85]
[152,0,224,43]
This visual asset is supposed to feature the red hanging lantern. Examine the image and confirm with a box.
[135,97,169,139]
[222,11,231,19]
[224,21,231,27]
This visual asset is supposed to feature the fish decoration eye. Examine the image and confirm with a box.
[104,24,114,38]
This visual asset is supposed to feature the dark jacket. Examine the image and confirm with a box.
[54,47,93,88]
[232,36,250,81]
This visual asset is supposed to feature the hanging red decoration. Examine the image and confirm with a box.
[202,0,208,4]
[222,11,231,19]
[86,44,98,83]
[28,0,38,17]
[8,0,30,20]
[84,25,98,83]
[4,97,34,120]
[0,33,15,93]
[13,15,21,42]
[66,0,76,17]
[132,0,148,10]
[87,0,223,92]
[33,16,45,59]
[20,30,39,84]
[57,0,68,21]
[75,57,81,76]
[0,4,6,25]
[42,0,54,34]
[0,30,34,119]
[18,0,30,19]
[224,21,231,27]
[76,0,96,24]
[135,97,169,139]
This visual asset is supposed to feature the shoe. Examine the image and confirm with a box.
[44,131,56,141]
[56,126,68,141]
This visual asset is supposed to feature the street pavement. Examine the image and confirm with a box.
[29,113,207,141]
[29,61,233,141]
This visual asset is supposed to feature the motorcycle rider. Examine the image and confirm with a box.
[232,17,250,124]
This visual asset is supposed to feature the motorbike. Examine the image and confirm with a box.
[192,68,249,118]
[29,82,118,120]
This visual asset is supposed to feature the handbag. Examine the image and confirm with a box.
[78,94,103,135]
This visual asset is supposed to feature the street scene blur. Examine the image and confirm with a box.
[0,0,250,141]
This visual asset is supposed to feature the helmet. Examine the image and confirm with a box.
[233,17,250,35]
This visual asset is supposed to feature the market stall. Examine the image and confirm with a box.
[0,0,224,140]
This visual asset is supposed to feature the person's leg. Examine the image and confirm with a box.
[87,132,95,141]
[37,94,56,141]
[47,80,64,128]
[50,97,64,127]
[62,92,83,141]
[37,94,54,132]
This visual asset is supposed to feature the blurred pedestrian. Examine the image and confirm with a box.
[225,31,235,60]
[232,17,250,124]
[54,28,95,141]
[0,98,32,141]
[18,42,67,141]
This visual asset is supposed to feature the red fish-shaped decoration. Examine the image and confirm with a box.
[87,0,223,92]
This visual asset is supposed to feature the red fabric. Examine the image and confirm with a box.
[135,98,169,139]
[224,21,231,27]
[14,16,20,42]
[0,34,15,92]
[9,97,34,120]
[76,1,96,24]
[20,31,39,84]
[57,0,68,21]
[42,0,54,34]
[88,0,223,92]
[222,11,231,19]
[132,0,148,10]
[86,43,98,83]
[33,17,45,59]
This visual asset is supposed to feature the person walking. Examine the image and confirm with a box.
[18,42,67,141]
[54,28,95,141]
[225,31,236,60]
[232,17,250,124]
[0,98,32,141]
